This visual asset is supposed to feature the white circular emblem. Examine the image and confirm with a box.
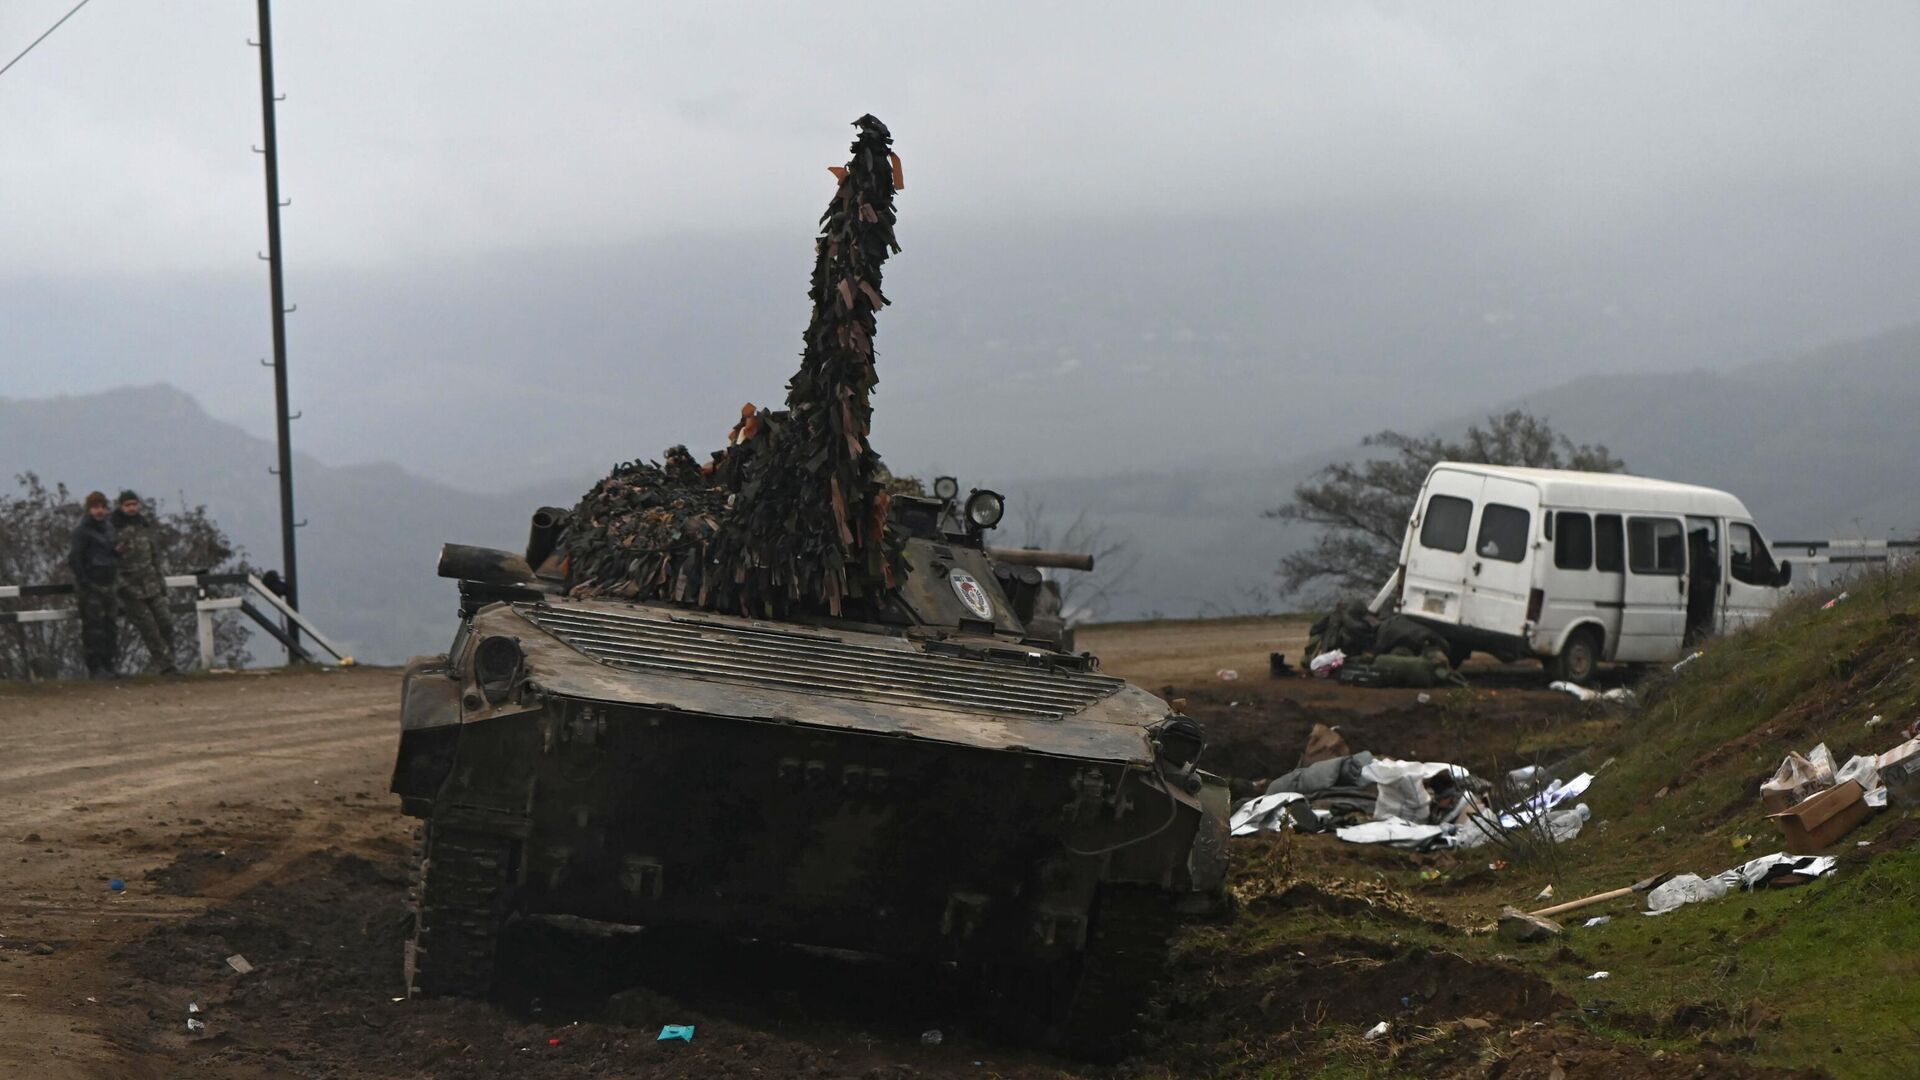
[949,570,995,620]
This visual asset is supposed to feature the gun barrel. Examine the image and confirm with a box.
[437,544,535,585]
[988,547,1095,572]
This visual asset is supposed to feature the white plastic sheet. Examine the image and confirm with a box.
[1309,650,1345,678]
[1646,852,1837,914]
[1229,791,1305,836]
[1335,818,1449,846]
[1361,758,1465,823]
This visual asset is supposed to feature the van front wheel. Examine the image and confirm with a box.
[1549,629,1601,685]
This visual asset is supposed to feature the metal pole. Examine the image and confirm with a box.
[253,0,300,656]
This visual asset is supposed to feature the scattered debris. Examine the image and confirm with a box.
[1215,668,1239,681]
[1583,916,1611,928]
[1362,1020,1391,1041]
[226,954,254,975]
[658,1025,696,1043]
[1672,651,1705,672]
[1586,971,1610,980]
[920,1029,943,1046]
[1645,852,1838,915]
[1531,872,1671,919]
[1534,884,1555,901]
[1309,649,1346,679]
[1547,681,1634,704]
[1769,779,1871,853]
[1822,590,1851,609]
[1497,906,1563,943]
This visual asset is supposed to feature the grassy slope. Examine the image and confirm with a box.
[1154,566,1920,1078]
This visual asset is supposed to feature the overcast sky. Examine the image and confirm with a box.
[6,2,1920,486]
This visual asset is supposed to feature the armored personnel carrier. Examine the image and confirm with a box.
[391,485,1230,1054]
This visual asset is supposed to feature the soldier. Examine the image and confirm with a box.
[67,491,119,679]
[111,490,179,675]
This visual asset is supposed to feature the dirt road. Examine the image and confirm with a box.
[0,668,401,1079]
[0,648,1679,1079]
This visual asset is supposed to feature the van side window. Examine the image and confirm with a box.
[1476,504,1530,563]
[1595,514,1624,573]
[1729,523,1778,586]
[1628,516,1684,575]
[1554,512,1593,570]
[1420,495,1472,553]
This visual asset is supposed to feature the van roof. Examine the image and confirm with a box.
[1427,463,1755,520]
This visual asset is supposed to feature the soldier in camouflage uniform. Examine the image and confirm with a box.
[67,491,119,679]
[111,490,179,675]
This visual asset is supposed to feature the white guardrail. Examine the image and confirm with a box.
[0,572,351,669]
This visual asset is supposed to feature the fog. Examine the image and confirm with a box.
[6,1,1920,488]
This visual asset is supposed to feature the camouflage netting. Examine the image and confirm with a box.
[559,115,907,617]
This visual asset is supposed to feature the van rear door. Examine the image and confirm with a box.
[1401,470,1481,626]
[1458,475,1539,638]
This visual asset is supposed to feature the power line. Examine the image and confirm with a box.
[0,0,95,81]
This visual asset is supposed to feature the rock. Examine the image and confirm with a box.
[1497,906,1563,943]
[1459,1017,1493,1032]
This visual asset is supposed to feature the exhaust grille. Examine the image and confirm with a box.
[517,603,1123,720]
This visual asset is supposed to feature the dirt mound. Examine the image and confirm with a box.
[1488,1028,1829,1079]
[140,842,270,896]
[110,849,1088,1079]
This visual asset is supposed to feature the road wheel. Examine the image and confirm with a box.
[1446,641,1473,669]
[1548,628,1601,685]
[1049,886,1176,1062]
[406,823,514,998]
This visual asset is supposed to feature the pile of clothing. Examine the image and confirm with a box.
[1302,604,1464,689]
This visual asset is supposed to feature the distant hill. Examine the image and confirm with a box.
[1017,322,1920,618]
[4,324,1916,661]
[0,385,581,664]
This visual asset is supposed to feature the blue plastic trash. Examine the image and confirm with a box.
[108,878,125,892]
[658,1025,695,1043]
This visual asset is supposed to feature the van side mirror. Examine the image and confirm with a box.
[1775,561,1793,587]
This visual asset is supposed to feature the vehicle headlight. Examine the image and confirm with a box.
[965,489,1005,529]
[933,476,960,501]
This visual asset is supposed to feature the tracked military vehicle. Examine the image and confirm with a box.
[391,486,1230,1054]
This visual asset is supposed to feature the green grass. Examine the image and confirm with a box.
[1161,565,1920,1077]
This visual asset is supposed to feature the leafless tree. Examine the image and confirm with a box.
[0,473,252,680]
[1266,411,1625,602]
[1013,498,1141,624]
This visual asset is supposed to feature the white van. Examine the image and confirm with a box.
[1375,464,1793,682]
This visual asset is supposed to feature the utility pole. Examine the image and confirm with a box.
[252,0,301,655]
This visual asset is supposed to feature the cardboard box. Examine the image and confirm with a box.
[1768,780,1872,855]
[1879,739,1920,809]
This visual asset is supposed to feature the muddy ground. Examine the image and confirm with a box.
[0,640,1801,1079]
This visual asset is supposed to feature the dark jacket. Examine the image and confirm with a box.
[69,515,117,586]
[111,510,169,599]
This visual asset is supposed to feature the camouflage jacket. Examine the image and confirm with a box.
[112,515,169,599]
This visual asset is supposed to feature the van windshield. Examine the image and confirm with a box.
[1420,495,1472,553]
[1476,504,1530,563]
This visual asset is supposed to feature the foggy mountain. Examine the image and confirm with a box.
[12,190,1920,495]
[5,322,1916,663]
[0,385,576,664]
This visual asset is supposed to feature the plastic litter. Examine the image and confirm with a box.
[1309,650,1345,678]
[186,1018,206,1034]
[1229,791,1307,836]
[108,878,125,892]
[226,954,254,975]
[1583,916,1611,927]
[658,1025,696,1043]
[1822,591,1851,610]
[1534,884,1554,901]
[1215,668,1239,681]
[187,1003,203,1015]
[1646,852,1837,914]
[920,1029,943,1045]
[1548,680,1598,702]
[1416,692,1431,704]
[1673,651,1705,672]
[1362,1020,1390,1041]
[1587,971,1610,981]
